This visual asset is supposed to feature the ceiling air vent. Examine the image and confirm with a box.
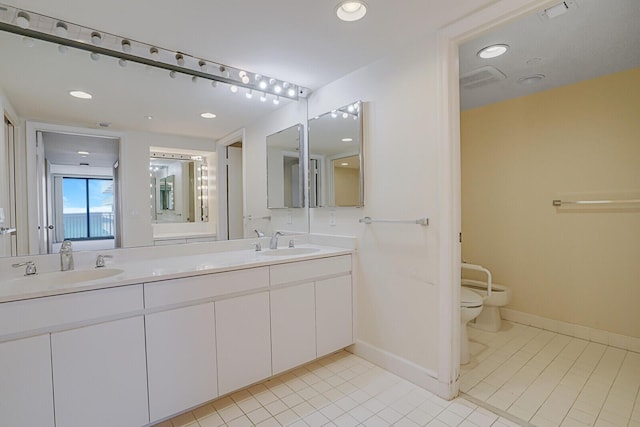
[538,1,578,21]
[460,66,506,90]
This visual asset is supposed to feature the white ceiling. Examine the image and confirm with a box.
[42,132,119,168]
[459,0,640,110]
[0,0,498,140]
[7,0,498,90]
[2,0,638,138]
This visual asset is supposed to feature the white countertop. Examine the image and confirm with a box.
[0,244,353,304]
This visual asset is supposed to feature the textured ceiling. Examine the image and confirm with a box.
[459,0,640,110]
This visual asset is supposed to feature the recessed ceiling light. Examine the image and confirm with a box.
[341,138,353,142]
[77,151,90,155]
[145,115,153,120]
[518,74,546,85]
[336,1,367,22]
[200,112,216,119]
[477,44,509,59]
[341,162,350,166]
[69,90,92,99]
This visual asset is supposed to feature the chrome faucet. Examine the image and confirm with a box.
[12,261,37,276]
[60,240,74,271]
[269,231,284,250]
[254,229,265,238]
[95,254,113,268]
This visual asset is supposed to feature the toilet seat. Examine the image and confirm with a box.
[461,288,482,308]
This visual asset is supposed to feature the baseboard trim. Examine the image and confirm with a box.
[349,340,453,399]
[500,308,640,353]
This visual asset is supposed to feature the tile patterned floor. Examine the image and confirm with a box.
[159,351,522,427]
[462,321,640,427]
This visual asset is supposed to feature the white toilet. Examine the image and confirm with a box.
[460,288,483,365]
[462,279,511,332]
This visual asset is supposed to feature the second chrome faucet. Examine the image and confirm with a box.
[59,240,74,271]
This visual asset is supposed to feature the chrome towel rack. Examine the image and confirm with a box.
[359,216,429,226]
[245,215,272,221]
[552,199,640,207]
[0,227,16,235]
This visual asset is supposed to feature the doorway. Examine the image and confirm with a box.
[226,142,244,240]
[50,176,115,252]
[30,127,120,254]
[453,1,640,425]
[0,115,17,256]
[217,129,245,241]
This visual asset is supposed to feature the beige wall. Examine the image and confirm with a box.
[333,166,360,207]
[461,67,640,338]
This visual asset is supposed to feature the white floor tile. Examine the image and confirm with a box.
[161,338,639,427]
[463,321,640,427]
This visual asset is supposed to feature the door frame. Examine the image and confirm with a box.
[436,0,555,397]
[25,121,123,254]
[216,129,245,241]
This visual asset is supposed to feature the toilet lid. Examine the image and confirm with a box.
[461,288,483,307]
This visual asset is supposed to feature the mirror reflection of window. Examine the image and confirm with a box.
[58,177,114,241]
[308,101,363,208]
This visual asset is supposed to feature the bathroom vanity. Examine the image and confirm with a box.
[0,242,354,427]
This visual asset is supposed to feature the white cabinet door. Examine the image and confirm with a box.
[316,275,353,357]
[215,292,271,394]
[0,335,54,427]
[271,283,316,374]
[51,317,148,427]
[146,303,217,422]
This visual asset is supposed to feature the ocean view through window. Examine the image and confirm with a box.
[62,177,114,240]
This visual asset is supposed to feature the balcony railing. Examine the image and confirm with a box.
[63,212,114,239]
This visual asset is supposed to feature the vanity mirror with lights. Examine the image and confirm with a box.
[266,124,305,209]
[0,2,310,258]
[308,101,364,207]
[150,151,209,224]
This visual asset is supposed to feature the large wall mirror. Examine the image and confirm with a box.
[266,124,304,209]
[308,101,363,207]
[0,18,307,258]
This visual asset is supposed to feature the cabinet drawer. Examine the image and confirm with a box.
[270,255,351,286]
[145,267,269,309]
[0,285,143,337]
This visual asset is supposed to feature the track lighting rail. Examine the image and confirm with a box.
[0,3,309,100]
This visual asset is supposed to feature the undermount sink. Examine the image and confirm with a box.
[7,268,124,288]
[259,247,320,256]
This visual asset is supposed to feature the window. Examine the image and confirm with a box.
[61,177,114,240]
